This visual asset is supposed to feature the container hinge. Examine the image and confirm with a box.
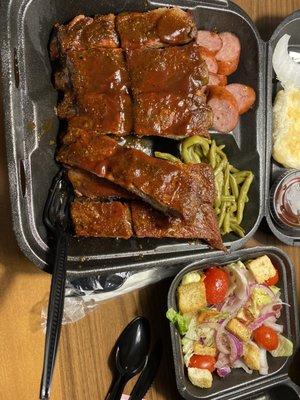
[188,0,228,7]
[151,0,228,8]
[202,0,228,7]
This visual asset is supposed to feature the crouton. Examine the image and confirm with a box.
[243,342,260,370]
[178,281,207,314]
[193,342,217,357]
[226,318,251,342]
[247,255,277,284]
[236,307,253,324]
[188,368,213,388]
[198,309,220,323]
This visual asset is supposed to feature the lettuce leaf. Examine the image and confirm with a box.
[166,308,189,335]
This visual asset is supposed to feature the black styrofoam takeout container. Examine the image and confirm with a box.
[167,246,300,400]
[0,0,266,273]
[0,0,299,274]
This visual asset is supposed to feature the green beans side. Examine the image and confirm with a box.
[180,136,254,238]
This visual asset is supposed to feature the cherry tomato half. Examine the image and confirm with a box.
[253,325,279,351]
[204,266,229,304]
[265,268,279,286]
[188,355,216,372]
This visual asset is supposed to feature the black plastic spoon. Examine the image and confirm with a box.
[106,317,151,400]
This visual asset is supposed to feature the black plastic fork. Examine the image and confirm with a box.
[40,169,73,400]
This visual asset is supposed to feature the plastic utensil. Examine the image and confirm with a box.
[129,339,163,400]
[40,170,73,399]
[106,317,151,400]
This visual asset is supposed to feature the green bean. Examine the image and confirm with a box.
[230,166,240,173]
[236,172,254,224]
[209,140,217,169]
[216,147,227,159]
[190,147,202,163]
[202,141,211,157]
[230,203,237,213]
[229,174,239,199]
[218,202,227,228]
[214,158,227,177]
[223,163,230,196]
[233,171,251,180]
[195,141,210,158]
[182,136,211,147]
[234,177,242,185]
[214,171,223,209]
[181,136,212,163]
[230,223,245,238]
[221,195,236,202]
[223,206,231,234]
[154,152,181,163]
[215,153,221,166]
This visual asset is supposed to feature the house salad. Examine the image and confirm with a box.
[167,255,293,389]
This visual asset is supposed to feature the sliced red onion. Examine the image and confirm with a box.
[259,348,269,375]
[278,302,291,307]
[265,315,276,323]
[221,295,246,315]
[216,352,230,369]
[228,264,249,300]
[227,282,237,297]
[261,302,283,318]
[216,319,230,354]
[233,359,253,374]
[221,294,235,311]
[264,320,284,333]
[217,366,231,378]
[248,312,276,331]
[227,332,243,363]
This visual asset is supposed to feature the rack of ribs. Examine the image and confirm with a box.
[58,128,214,222]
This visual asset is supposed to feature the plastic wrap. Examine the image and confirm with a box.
[42,263,184,326]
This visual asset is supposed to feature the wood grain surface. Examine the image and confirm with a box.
[0,1,300,399]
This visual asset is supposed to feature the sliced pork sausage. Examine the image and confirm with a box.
[207,86,239,133]
[208,73,228,86]
[196,30,223,54]
[226,83,256,115]
[198,47,218,74]
[215,32,241,76]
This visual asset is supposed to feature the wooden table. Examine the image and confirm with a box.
[1,1,300,399]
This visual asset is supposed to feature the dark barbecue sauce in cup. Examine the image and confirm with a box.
[271,171,300,230]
